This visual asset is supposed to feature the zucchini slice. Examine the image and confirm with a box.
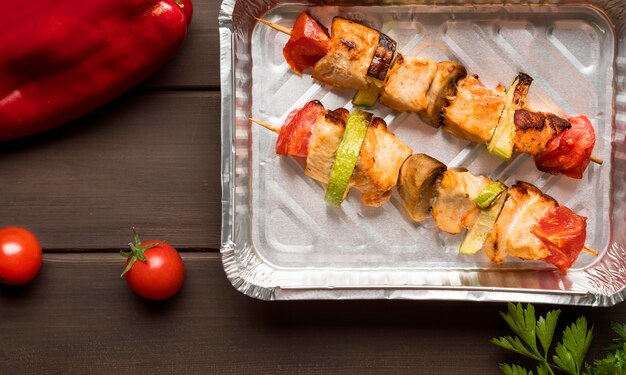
[459,187,508,255]
[366,32,397,81]
[352,84,379,107]
[352,33,397,108]
[487,73,533,159]
[473,181,507,209]
[324,109,372,206]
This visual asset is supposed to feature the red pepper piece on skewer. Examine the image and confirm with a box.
[276,100,325,157]
[531,206,587,273]
[0,0,192,141]
[283,12,331,74]
[534,115,596,179]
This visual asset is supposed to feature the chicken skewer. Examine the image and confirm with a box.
[256,12,602,178]
[251,100,596,273]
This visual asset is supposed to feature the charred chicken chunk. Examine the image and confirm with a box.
[305,109,412,207]
[513,110,571,156]
[351,117,413,206]
[312,17,380,90]
[483,182,558,264]
[442,75,506,144]
[431,169,493,234]
[420,61,466,127]
[380,55,438,113]
[305,108,350,184]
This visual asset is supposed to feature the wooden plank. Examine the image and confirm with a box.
[143,0,219,89]
[1,254,624,374]
[0,92,222,250]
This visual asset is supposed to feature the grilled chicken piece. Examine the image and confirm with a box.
[312,17,380,90]
[442,75,506,144]
[484,182,558,264]
[513,110,572,155]
[431,169,493,234]
[305,109,412,207]
[351,117,413,206]
[420,61,467,127]
[305,108,350,183]
[380,54,438,113]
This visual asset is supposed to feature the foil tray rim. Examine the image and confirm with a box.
[219,0,626,306]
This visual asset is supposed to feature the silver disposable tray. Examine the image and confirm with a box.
[219,0,626,305]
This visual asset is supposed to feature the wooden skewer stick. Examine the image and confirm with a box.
[255,18,292,35]
[255,18,604,167]
[583,247,599,256]
[252,115,599,261]
[249,118,280,134]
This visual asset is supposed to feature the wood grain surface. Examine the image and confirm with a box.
[1,1,625,374]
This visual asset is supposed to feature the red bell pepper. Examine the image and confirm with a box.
[283,12,331,74]
[0,0,192,141]
[276,100,325,157]
[531,206,587,273]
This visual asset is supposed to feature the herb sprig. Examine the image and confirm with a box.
[491,303,626,375]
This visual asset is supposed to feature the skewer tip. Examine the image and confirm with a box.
[249,117,281,134]
[583,247,599,256]
[254,17,292,36]
[590,155,603,165]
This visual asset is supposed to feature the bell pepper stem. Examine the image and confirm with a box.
[172,0,185,9]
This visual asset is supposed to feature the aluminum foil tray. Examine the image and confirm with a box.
[219,0,626,305]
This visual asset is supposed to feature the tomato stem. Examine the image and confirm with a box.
[120,228,163,277]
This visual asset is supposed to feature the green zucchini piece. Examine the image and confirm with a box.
[367,32,397,81]
[324,109,372,206]
[473,181,507,209]
[352,84,380,107]
[459,189,508,255]
[487,73,533,159]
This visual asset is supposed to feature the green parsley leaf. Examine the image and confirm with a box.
[491,336,542,360]
[500,303,541,357]
[608,323,626,351]
[553,317,593,375]
[537,310,560,355]
[536,363,552,375]
[584,343,626,375]
[500,363,534,375]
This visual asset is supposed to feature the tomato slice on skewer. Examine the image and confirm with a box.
[283,12,331,74]
[275,100,325,157]
[531,206,587,273]
[534,115,596,179]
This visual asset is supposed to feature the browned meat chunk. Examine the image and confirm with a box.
[442,75,506,144]
[351,117,413,206]
[431,169,492,234]
[312,18,379,90]
[513,110,571,155]
[305,110,412,207]
[484,182,558,264]
[380,54,437,113]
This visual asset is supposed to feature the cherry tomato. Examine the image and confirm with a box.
[0,226,42,286]
[121,230,184,301]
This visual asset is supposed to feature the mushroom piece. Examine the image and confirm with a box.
[419,61,466,127]
[397,153,447,222]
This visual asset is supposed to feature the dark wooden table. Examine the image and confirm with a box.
[1,1,624,373]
